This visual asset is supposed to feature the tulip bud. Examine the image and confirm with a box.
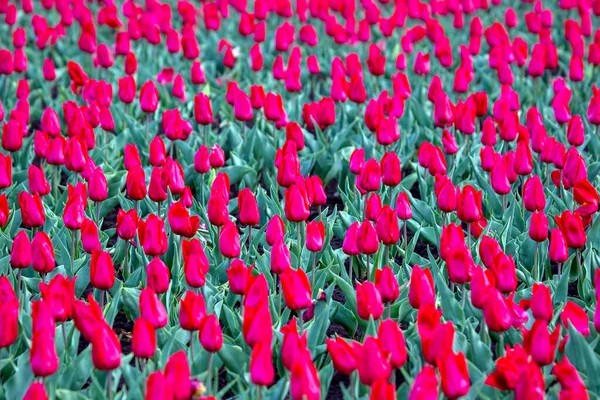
[199,314,223,352]
[281,268,312,310]
[132,318,156,359]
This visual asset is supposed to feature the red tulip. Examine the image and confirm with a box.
[359,158,381,192]
[408,265,435,309]
[31,232,55,274]
[438,351,470,399]
[561,301,590,337]
[281,268,312,310]
[356,282,383,320]
[522,320,560,366]
[226,259,254,295]
[199,314,223,352]
[140,81,159,113]
[375,266,400,304]
[164,351,191,400]
[250,339,274,386]
[146,258,170,294]
[306,220,325,252]
[395,192,412,220]
[483,288,513,332]
[126,165,147,201]
[552,357,588,400]
[139,288,168,329]
[356,337,391,385]
[23,382,49,400]
[91,324,121,371]
[555,210,586,249]
[284,184,310,222]
[179,290,207,331]
[168,202,200,238]
[408,366,439,400]
[10,231,31,269]
[457,185,483,223]
[132,318,156,359]
[238,188,260,226]
[39,274,76,323]
[377,319,407,369]
[30,328,58,377]
[266,215,285,246]
[326,337,357,375]
[19,192,45,228]
[220,221,241,259]
[90,250,115,291]
[357,220,379,255]
[182,239,209,289]
[138,214,169,257]
[116,209,138,241]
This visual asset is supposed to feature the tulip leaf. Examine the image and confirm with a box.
[218,344,250,375]
[308,300,330,352]
[565,326,600,393]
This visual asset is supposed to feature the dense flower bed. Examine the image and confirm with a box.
[0,0,600,399]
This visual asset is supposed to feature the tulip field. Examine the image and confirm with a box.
[3,0,600,399]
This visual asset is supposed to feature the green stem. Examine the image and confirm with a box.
[311,252,316,293]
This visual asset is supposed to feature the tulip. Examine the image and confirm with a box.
[356,337,391,385]
[365,193,382,221]
[118,76,136,104]
[380,152,401,187]
[266,215,285,246]
[523,176,546,212]
[220,221,241,259]
[490,162,511,195]
[378,319,407,369]
[290,355,321,400]
[28,165,50,197]
[356,282,383,320]
[10,231,31,269]
[209,145,225,169]
[182,239,209,289]
[0,298,18,348]
[139,288,168,329]
[126,165,147,201]
[199,314,223,352]
[30,328,59,377]
[375,266,400,305]
[457,185,483,223]
[281,268,312,311]
[194,145,210,174]
[19,192,45,228]
[164,351,192,400]
[132,318,156,359]
[408,265,435,309]
[492,253,517,293]
[326,337,357,375]
[23,382,49,400]
[522,320,560,366]
[39,275,76,323]
[90,250,115,291]
[116,209,138,241]
[146,258,170,294]
[31,232,55,274]
[561,301,590,337]
[438,351,471,399]
[281,319,309,370]
[440,223,465,261]
[349,149,365,175]
[552,357,588,399]
[306,220,325,252]
[91,324,121,370]
[226,259,253,296]
[270,239,292,275]
[357,220,379,259]
[284,184,310,222]
[168,202,200,238]
[207,192,229,227]
[0,154,11,190]
[555,211,586,249]
[138,214,169,257]
[529,212,549,243]
[2,119,23,152]
[238,188,260,227]
[179,290,207,332]
[359,159,381,192]
[435,176,458,214]
[395,192,412,221]
[140,81,159,113]
[483,288,513,332]
[408,366,439,400]
[447,245,474,285]
[250,339,274,386]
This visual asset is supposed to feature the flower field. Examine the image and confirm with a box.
[1,0,600,398]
